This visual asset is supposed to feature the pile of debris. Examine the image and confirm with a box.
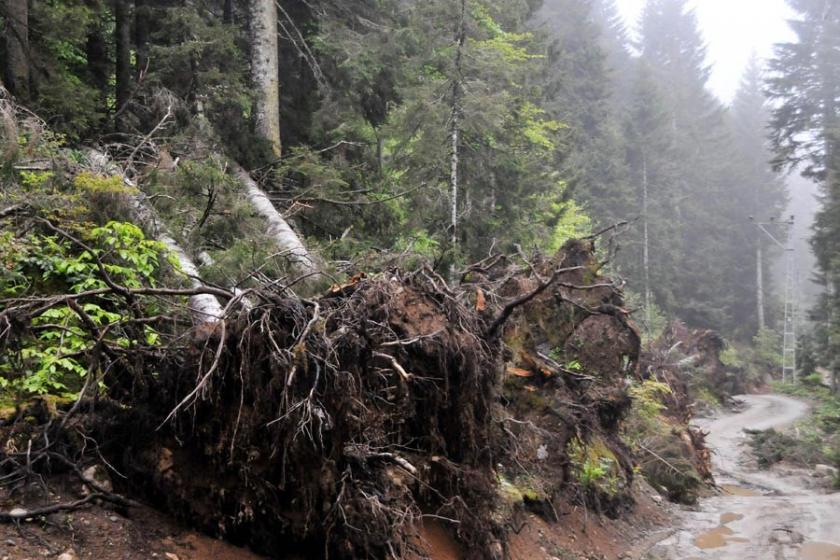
[635,321,718,504]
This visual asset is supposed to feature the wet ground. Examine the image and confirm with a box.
[647,394,840,560]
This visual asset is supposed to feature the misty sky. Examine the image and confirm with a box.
[614,0,796,104]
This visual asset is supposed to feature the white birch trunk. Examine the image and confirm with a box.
[642,153,652,328]
[86,150,224,324]
[448,0,466,281]
[232,162,320,280]
[131,195,225,323]
[249,0,281,156]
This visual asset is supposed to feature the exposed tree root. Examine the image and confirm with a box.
[1,239,661,558]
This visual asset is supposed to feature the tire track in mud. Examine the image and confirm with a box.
[647,394,840,560]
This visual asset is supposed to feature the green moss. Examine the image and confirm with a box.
[497,474,547,505]
[568,436,622,496]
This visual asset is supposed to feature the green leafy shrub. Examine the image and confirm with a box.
[568,437,621,496]
[720,345,744,368]
[0,221,166,397]
[625,379,671,444]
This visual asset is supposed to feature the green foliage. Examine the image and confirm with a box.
[765,380,840,477]
[720,345,744,369]
[624,379,671,446]
[568,438,621,495]
[0,221,166,397]
[624,290,668,343]
[26,0,104,138]
[752,328,783,373]
[768,0,840,368]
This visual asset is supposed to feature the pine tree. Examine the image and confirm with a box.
[768,0,840,389]
[534,0,632,239]
[637,0,743,330]
[622,61,683,319]
[729,56,788,335]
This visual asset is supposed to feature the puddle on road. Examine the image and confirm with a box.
[720,512,744,524]
[721,484,759,497]
[800,542,840,560]
[693,512,746,549]
[695,526,735,549]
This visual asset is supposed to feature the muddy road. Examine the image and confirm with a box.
[648,394,840,560]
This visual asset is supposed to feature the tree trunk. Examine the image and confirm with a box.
[249,0,281,156]
[114,0,132,130]
[231,162,320,281]
[223,0,234,24]
[448,0,466,279]
[642,153,652,329]
[134,0,150,77]
[85,150,224,324]
[86,22,109,117]
[3,0,29,100]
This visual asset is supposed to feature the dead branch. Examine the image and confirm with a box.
[0,203,30,219]
[584,220,630,240]
[0,494,113,522]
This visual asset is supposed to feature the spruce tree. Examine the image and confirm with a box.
[729,56,788,335]
[768,0,840,389]
[637,0,743,329]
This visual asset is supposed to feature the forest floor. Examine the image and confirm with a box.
[0,471,670,560]
[0,475,268,560]
[645,394,840,560]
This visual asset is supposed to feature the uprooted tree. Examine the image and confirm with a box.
[0,195,689,558]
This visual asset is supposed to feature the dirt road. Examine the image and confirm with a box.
[647,394,840,560]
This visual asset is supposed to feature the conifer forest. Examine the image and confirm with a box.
[1,1,839,559]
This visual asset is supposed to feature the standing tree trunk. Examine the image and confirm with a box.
[249,0,281,156]
[134,0,150,78]
[448,0,466,278]
[86,22,109,119]
[641,153,652,329]
[223,0,234,24]
[114,0,132,131]
[3,0,29,100]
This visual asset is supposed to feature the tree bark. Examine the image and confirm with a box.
[223,0,234,24]
[85,150,224,324]
[231,162,320,281]
[3,0,29,100]
[134,0,150,78]
[114,0,132,130]
[448,0,466,279]
[132,194,226,323]
[249,0,281,156]
[642,153,652,329]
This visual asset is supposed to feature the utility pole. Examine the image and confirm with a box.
[756,242,766,331]
[749,216,797,382]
